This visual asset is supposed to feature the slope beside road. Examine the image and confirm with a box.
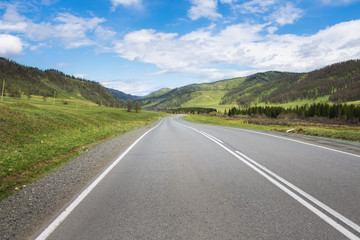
[31,116,360,240]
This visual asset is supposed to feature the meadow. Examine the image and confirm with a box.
[0,95,164,200]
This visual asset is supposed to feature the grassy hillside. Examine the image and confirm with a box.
[141,60,360,111]
[0,58,118,106]
[181,90,233,112]
[0,97,164,200]
[221,71,297,106]
[145,88,172,98]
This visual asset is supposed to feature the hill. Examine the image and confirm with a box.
[141,77,245,111]
[141,60,360,111]
[0,58,118,106]
[145,88,172,98]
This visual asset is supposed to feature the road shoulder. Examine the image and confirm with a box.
[0,119,161,240]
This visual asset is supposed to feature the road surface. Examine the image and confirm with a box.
[35,116,360,239]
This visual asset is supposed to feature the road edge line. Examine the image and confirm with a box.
[35,119,163,240]
[238,128,360,158]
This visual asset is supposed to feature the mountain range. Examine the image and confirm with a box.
[1,57,359,111]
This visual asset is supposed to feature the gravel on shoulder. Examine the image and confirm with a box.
[0,120,161,240]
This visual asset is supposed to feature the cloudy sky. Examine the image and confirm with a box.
[1,0,360,95]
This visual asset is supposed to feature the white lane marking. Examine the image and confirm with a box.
[235,151,360,234]
[233,152,360,240]
[177,116,360,158]
[237,128,360,158]
[35,119,164,240]
[199,130,223,144]
[175,120,360,239]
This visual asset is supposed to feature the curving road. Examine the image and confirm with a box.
[35,116,360,240]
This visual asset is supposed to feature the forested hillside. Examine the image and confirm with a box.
[0,58,118,106]
[220,71,297,106]
[260,60,360,104]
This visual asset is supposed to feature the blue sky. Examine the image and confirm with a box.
[0,0,360,95]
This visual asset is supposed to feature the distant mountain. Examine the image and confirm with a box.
[106,88,140,102]
[0,57,118,106]
[140,60,360,110]
[145,88,172,98]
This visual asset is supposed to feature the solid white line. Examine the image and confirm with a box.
[35,119,164,240]
[235,151,360,234]
[178,122,360,239]
[238,128,360,158]
[199,130,224,143]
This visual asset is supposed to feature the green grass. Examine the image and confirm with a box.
[0,97,165,200]
[183,114,360,142]
[181,90,237,112]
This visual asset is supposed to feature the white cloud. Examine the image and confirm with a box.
[52,13,105,48]
[0,4,106,49]
[188,0,222,20]
[112,19,360,81]
[0,4,27,32]
[219,0,238,4]
[268,3,304,25]
[0,34,24,57]
[103,79,156,96]
[95,26,117,40]
[110,0,142,10]
[114,23,264,71]
[238,0,276,13]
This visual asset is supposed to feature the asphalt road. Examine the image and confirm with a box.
[34,116,360,240]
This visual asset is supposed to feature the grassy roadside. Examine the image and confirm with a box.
[0,101,165,200]
[183,114,360,142]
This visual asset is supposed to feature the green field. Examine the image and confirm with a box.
[0,96,165,200]
[183,114,360,142]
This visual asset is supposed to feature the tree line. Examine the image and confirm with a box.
[227,103,360,121]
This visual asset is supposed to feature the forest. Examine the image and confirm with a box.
[227,103,360,122]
